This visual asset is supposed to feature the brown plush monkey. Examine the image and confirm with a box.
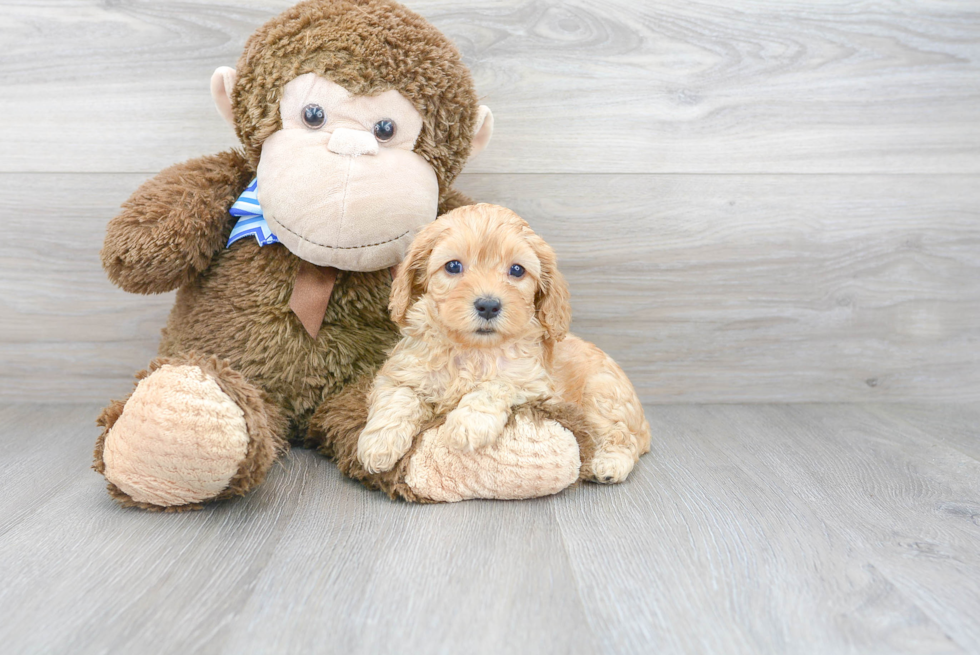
[93,0,498,510]
[94,0,592,509]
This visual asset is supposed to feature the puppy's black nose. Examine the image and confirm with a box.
[474,297,502,321]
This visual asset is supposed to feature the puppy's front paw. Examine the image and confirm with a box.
[357,423,415,474]
[588,448,636,484]
[444,406,508,452]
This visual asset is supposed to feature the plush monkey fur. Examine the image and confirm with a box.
[96,0,592,509]
[230,0,481,188]
[96,0,485,510]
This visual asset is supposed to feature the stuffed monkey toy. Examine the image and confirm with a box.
[94,0,589,509]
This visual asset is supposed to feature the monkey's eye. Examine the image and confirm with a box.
[509,264,526,278]
[373,119,396,142]
[444,260,463,275]
[302,104,326,129]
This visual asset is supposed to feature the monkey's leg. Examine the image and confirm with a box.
[309,380,585,502]
[93,354,286,511]
[403,411,582,502]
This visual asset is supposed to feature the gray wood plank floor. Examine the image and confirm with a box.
[1,403,977,654]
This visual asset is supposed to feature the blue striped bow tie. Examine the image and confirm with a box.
[225,178,399,340]
[227,178,279,247]
[226,178,338,340]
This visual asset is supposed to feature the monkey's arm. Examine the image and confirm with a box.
[437,187,474,215]
[101,150,254,294]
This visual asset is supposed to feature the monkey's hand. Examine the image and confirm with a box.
[101,150,254,294]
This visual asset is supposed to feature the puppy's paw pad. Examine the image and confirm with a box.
[589,449,635,484]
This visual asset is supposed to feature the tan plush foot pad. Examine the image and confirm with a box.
[310,376,598,503]
[405,414,580,502]
[101,364,250,507]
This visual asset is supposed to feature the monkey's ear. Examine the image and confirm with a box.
[469,105,494,159]
[388,222,445,326]
[210,66,238,129]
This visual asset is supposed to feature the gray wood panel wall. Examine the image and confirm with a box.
[1,0,978,403]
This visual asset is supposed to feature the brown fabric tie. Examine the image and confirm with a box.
[289,264,400,339]
[289,262,338,338]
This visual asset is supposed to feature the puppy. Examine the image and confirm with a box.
[356,204,650,483]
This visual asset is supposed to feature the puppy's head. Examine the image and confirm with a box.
[389,204,570,347]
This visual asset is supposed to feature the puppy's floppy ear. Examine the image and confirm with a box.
[529,232,571,343]
[389,221,445,326]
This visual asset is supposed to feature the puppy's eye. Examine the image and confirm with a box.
[373,119,396,142]
[444,260,463,275]
[509,264,526,278]
[302,104,326,129]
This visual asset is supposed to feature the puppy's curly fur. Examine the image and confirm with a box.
[356,204,651,483]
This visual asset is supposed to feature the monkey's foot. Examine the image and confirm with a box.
[95,357,284,510]
[404,413,580,502]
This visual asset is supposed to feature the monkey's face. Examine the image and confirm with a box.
[256,73,439,271]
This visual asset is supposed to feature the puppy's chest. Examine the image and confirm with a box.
[420,350,543,408]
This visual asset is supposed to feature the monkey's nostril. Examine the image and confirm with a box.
[474,297,502,321]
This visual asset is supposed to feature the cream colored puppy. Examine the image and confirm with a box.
[357,204,650,483]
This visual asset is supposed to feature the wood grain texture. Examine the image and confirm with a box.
[0,402,977,654]
[553,404,975,654]
[1,172,977,403]
[1,0,979,174]
[1,0,978,401]
[3,1,978,651]
[866,403,980,461]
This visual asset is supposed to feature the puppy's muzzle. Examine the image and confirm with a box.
[474,297,502,321]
